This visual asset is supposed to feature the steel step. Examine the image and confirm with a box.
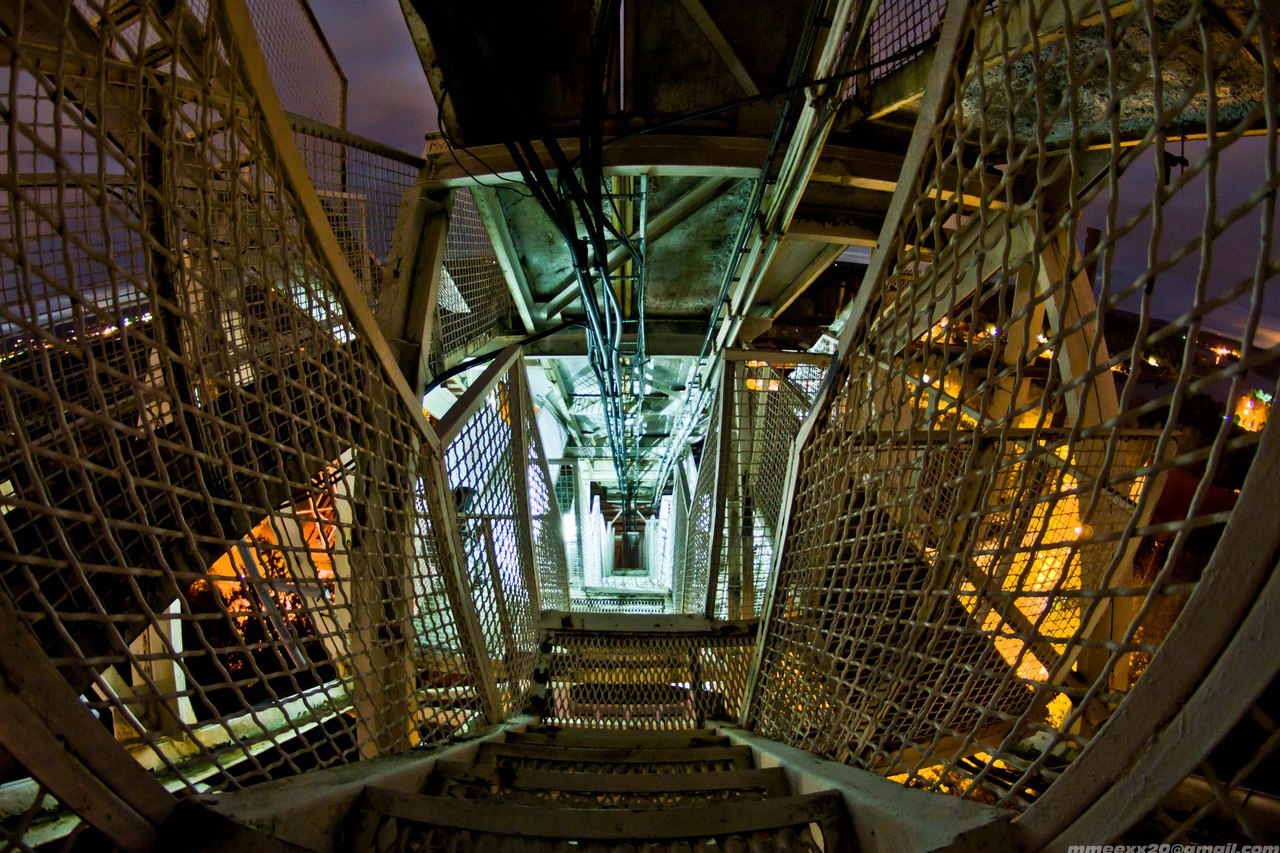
[472,741,755,774]
[356,787,852,849]
[428,759,792,806]
[506,727,731,749]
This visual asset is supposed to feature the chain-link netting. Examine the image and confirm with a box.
[291,118,422,317]
[648,493,675,591]
[0,1,489,843]
[538,622,758,730]
[750,0,1279,820]
[667,465,692,614]
[524,393,572,614]
[431,189,511,373]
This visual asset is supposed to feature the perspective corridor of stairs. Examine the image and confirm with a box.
[345,726,853,851]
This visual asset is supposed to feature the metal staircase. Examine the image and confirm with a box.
[346,727,853,851]
[1,0,1278,850]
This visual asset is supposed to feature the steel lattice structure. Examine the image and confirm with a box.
[0,0,1277,848]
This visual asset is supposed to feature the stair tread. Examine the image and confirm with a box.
[431,760,791,796]
[476,741,754,768]
[362,786,849,841]
[506,728,732,749]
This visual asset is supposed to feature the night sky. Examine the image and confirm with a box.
[308,0,438,154]
[1081,136,1280,350]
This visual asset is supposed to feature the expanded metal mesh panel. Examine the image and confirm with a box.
[711,361,815,620]
[542,627,756,729]
[0,0,482,804]
[291,122,421,316]
[437,780,775,808]
[751,0,1279,814]
[244,0,345,127]
[442,376,539,716]
[679,398,722,614]
[432,189,510,369]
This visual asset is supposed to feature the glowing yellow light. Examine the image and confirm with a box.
[1236,391,1271,432]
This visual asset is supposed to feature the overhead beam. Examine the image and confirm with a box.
[511,328,708,358]
[422,136,916,191]
[764,242,847,318]
[787,211,881,245]
[676,0,760,96]
[423,135,764,188]
[542,176,736,318]
[716,0,877,350]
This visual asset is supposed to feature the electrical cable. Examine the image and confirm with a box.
[599,34,941,152]
[433,93,534,198]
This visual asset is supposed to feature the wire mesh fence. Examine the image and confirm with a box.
[439,353,570,716]
[431,188,512,374]
[678,389,724,614]
[667,463,693,614]
[536,618,758,730]
[290,117,423,316]
[0,0,496,842]
[244,0,346,128]
[710,356,822,620]
[749,0,1279,831]
[867,0,948,81]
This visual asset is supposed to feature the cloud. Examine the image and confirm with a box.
[307,0,439,154]
[1080,135,1280,348]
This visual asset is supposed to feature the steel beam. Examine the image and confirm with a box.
[676,0,760,96]
[542,177,735,318]
[0,599,174,849]
[764,241,847,318]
